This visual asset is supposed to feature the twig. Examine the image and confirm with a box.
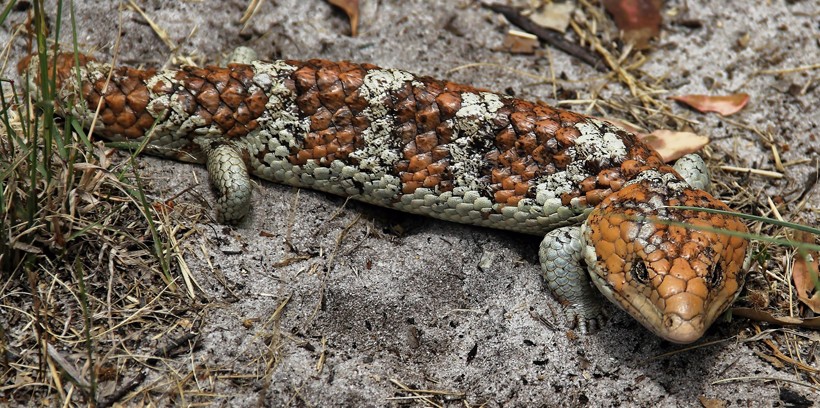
[720,165,784,179]
[711,376,820,392]
[485,3,607,72]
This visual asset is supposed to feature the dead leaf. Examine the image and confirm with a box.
[502,29,539,54]
[601,118,709,162]
[698,396,727,408]
[327,0,359,36]
[669,93,750,116]
[529,2,575,33]
[638,129,710,162]
[793,250,820,313]
[602,0,662,49]
[732,307,820,329]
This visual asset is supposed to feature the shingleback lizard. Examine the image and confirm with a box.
[20,49,751,344]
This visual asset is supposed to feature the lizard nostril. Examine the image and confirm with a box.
[663,314,675,328]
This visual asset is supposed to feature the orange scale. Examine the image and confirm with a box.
[597,240,616,258]
[657,275,686,298]
[598,218,618,241]
[516,134,538,153]
[402,182,420,194]
[664,293,703,320]
[494,190,512,204]
[606,271,625,292]
[500,177,517,191]
[295,149,312,163]
[649,258,670,275]
[134,112,158,130]
[618,219,633,241]
[511,160,527,175]
[514,182,530,195]
[423,175,441,188]
[533,140,551,159]
[105,123,125,136]
[427,162,447,175]
[326,140,340,154]
[585,189,609,206]
[99,108,116,126]
[431,145,449,161]
[614,237,627,256]
[645,249,665,263]
[313,145,328,159]
[689,259,709,277]
[408,153,433,172]
[579,177,597,192]
[415,132,438,153]
[495,128,517,150]
[523,164,539,180]
[304,133,324,148]
[552,152,571,168]
[116,110,137,128]
[122,126,143,139]
[507,195,523,206]
[555,127,580,146]
[680,241,701,260]
[412,171,428,182]
[659,241,680,259]
[669,258,695,280]
[491,168,509,183]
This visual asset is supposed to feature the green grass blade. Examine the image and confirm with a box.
[672,206,820,236]
[0,0,16,26]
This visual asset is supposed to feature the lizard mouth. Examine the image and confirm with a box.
[658,313,706,344]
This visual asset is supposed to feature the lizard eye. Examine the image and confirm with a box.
[631,260,649,284]
[706,263,723,288]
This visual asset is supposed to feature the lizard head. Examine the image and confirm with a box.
[581,171,750,343]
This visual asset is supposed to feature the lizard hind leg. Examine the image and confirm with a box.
[538,226,606,333]
[202,142,252,224]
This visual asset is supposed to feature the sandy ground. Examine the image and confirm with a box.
[3,0,819,406]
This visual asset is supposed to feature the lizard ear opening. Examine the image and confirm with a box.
[630,260,649,284]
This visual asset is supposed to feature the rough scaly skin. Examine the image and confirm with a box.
[21,53,750,343]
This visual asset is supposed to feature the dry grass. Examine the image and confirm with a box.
[0,3,234,406]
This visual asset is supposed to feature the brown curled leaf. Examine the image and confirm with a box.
[602,0,662,49]
[327,0,359,36]
[731,307,820,329]
[669,93,750,116]
[792,239,820,313]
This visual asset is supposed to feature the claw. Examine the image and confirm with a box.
[566,305,607,334]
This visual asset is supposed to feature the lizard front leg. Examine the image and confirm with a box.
[539,226,605,333]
